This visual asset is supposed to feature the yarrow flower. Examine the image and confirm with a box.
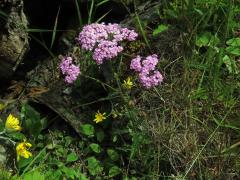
[130,55,142,72]
[123,77,133,89]
[60,56,80,84]
[78,23,108,51]
[5,114,22,131]
[16,140,32,161]
[130,54,163,89]
[93,40,123,65]
[77,23,138,65]
[93,111,106,123]
[139,70,163,89]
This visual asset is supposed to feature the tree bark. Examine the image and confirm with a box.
[0,0,29,79]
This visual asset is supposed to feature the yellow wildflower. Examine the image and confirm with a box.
[0,103,5,111]
[16,140,32,161]
[93,111,106,123]
[123,77,133,89]
[5,114,22,131]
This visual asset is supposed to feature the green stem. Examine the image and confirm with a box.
[21,147,47,177]
[0,129,6,135]
[81,74,117,91]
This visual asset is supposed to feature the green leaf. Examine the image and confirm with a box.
[208,35,220,47]
[76,171,89,180]
[18,157,33,169]
[78,173,89,180]
[194,8,203,15]
[107,149,119,161]
[222,55,239,74]
[152,24,168,36]
[96,129,104,142]
[89,143,101,153]
[195,32,212,47]
[112,135,117,143]
[67,152,78,163]
[7,132,25,141]
[23,170,45,180]
[50,169,62,179]
[21,104,43,138]
[226,38,240,47]
[61,166,77,179]
[164,9,178,18]
[189,88,208,100]
[87,157,103,176]
[80,124,95,137]
[46,143,56,150]
[225,46,240,56]
[109,166,121,177]
[65,136,73,146]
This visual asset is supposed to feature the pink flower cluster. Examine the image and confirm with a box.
[130,54,163,89]
[77,23,138,65]
[60,56,80,84]
[92,40,123,65]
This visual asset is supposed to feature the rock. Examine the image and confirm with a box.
[0,0,29,79]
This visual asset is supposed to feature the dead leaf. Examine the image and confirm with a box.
[27,87,49,97]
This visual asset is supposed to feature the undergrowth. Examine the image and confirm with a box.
[0,0,240,179]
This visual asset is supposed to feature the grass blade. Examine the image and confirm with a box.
[74,0,83,28]
[96,0,110,7]
[26,29,75,33]
[0,10,7,20]
[88,0,95,24]
[96,10,111,23]
[135,11,151,50]
[183,104,236,178]
[50,6,61,49]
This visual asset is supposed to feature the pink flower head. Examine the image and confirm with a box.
[60,56,80,84]
[105,24,138,42]
[130,55,142,72]
[142,54,159,71]
[139,70,163,89]
[77,23,108,51]
[105,23,122,41]
[130,54,163,89]
[77,23,138,65]
[120,28,138,41]
[93,40,123,65]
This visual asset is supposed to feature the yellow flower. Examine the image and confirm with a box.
[5,114,22,131]
[93,111,106,123]
[0,103,5,111]
[123,77,133,89]
[16,140,32,161]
